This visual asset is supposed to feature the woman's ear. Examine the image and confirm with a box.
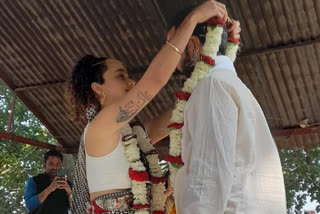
[91,82,103,96]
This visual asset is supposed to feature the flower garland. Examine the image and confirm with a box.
[165,18,240,199]
[226,37,240,62]
[121,123,166,214]
[165,19,224,188]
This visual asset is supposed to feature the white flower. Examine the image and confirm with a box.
[203,26,223,57]
[131,181,148,205]
[133,125,155,153]
[124,142,140,162]
[123,138,137,146]
[151,183,166,211]
[169,164,180,186]
[130,161,146,171]
[121,124,134,136]
[169,129,182,156]
[226,43,239,62]
[182,78,198,93]
[146,154,163,177]
[170,100,186,124]
[138,137,154,153]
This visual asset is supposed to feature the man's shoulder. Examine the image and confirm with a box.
[198,70,238,91]
[32,173,50,184]
[32,173,46,179]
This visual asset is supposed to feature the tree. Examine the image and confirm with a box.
[0,80,57,214]
[279,148,320,213]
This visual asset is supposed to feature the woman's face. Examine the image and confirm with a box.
[94,59,135,105]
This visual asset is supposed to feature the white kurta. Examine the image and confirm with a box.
[174,56,286,214]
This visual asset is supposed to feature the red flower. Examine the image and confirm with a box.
[129,168,148,182]
[199,54,215,65]
[176,91,191,100]
[152,211,165,214]
[227,38,240,44]
[132,204,150,210]
[206,18,226,27]
[151,176,167,184]
[165,155,184,165]
[168,123,184,129]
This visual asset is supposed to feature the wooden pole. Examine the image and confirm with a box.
[7,93,16,132]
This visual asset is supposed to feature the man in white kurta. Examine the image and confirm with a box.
[174,55,287,214]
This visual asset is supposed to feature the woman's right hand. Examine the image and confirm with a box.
[191,0,228,24]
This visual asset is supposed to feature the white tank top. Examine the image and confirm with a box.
[84,124,131,193]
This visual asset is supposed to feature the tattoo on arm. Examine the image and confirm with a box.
[116,91,152,123]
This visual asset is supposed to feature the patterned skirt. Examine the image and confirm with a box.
[88,191,134,214]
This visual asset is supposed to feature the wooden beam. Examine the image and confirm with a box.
[272,126,320,137]
[0,131,77,154]
[14,81,65,92]
[0,68,67,147]
[238,37,320,59]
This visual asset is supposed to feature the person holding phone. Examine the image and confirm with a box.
[24,150,73,214]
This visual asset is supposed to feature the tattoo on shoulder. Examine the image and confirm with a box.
[116,91,152,123]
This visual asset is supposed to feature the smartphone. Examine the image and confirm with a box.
[57,168,66,179]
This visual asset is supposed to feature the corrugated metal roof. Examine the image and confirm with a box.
[0,0,319,151]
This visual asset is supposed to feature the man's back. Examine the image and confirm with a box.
[174,56,286,214]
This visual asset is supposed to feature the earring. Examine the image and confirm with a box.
[100,92,106,106]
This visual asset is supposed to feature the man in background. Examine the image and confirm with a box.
[24,150,72,214]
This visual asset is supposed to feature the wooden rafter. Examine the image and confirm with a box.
[0,131,77,154]
[272,126,320,137]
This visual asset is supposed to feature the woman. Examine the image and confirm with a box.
[69,1,228,213]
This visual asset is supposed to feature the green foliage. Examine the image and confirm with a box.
[0,80,56,214]
[280,148,320,213]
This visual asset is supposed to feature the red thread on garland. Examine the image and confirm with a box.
[129,168,148,182]
[152,211,165,214]
[168,123,184,129]
[165,155,184,165]
[199,54,215,65]
[227,38,240,44]
[132,204,150,209]
[176,92,191,100]
[151,176,167,184]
